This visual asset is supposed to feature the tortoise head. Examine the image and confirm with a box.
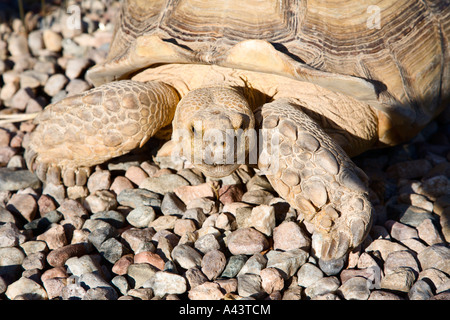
[172,86,256,178]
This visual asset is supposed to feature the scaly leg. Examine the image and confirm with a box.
[25,80,179,186]
[256,98,373,268]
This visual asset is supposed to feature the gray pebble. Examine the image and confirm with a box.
[0,168,41,191]
[171,244,202,270]
[99,238,128,264]
[297,263,324,288]
[126,206,156,228]
[117,188,161,208]
[221,255,248,278]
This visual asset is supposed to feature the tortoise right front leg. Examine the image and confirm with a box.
[25,80,179,186]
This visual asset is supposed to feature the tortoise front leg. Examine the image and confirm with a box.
[25,80,179,186]
[256,99,373,271]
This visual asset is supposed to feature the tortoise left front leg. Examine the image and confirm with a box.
[256,99,373,270]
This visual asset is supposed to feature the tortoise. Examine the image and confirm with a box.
[21,0,449,267]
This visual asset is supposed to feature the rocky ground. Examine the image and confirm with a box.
[0,0,449,301]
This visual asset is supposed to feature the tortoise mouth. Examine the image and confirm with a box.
[195,163,240,178]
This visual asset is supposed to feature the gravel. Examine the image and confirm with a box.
[0,0,449,301]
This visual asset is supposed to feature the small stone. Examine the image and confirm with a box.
[194,233,221,254]
[41,267,68,282]
[340,267,381,287]
[161,192,186,216]
[83,287,118,300]
[417,218,445,245]
[43,30,62,52]
[337,276,371,300]
[117,188,161,208]
[110,176,134,195]
[146,271,187,297]
[174,183,215,204]
[141,174,190,195]
[126,263,158,289]
[260,267,284,294]
[188,281,225,300]
[37,224,68,250]
[0,168,40,191]
[149,215,178,231]
[42,277,67,299]
[126,206,156,228]
[304,276,340,299]
[380,267,416,292]
[218,184,244,204]
[66,79,91,95]
[1,82,19,101]
[368,290,404,300]
[8,34,29,56]
[90,210,126,229]
[0,223,26,248]
[65,58,91,79]
[401,238,428,254]
[266,249,309,279]
[65,255,101,277]
[273,221,311,251]
[46,243,91,267]
[237,274,265,298]
[221,255,248,278]
[249,204,276,236]
[417,244,450,275]
[67,186,89,200]
[99,238,128,264]
[282,277,303,300]
[0,146,17,166]
[22,253,46,271]
[297,263,324,288]
[364,239,408,261]
[61,283,86,300]
[6,277,48,300]
[399,205,438,227]
[121,227,155,253]
[112,254,134,275]
[185,267,208,289]
[384,250,420,276]
[171,244,203,270]
[37,194,57,216]
[227,228,269,255]
[111,275,129,295]
[182,208,207,226]
[7,193,37,222]
[83,190,118,213]
[127,288,154,300]
[87,170,111,193]
[125,166,149,186]
[408,279,434,300]
[384,220,418,241]
[417,268,449,290]
[215,278,238,294]
[174,219,197,237]
[242,190,275,206]
[201,249,226,280]
[58,199,89,230]
[20,241,48,256]
[44,74,68,96]
[79,272,117,298]
[134,251,165,270]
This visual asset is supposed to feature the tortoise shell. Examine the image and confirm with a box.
[87,0,450,146]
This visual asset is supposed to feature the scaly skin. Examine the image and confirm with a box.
[25,80,179,185]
